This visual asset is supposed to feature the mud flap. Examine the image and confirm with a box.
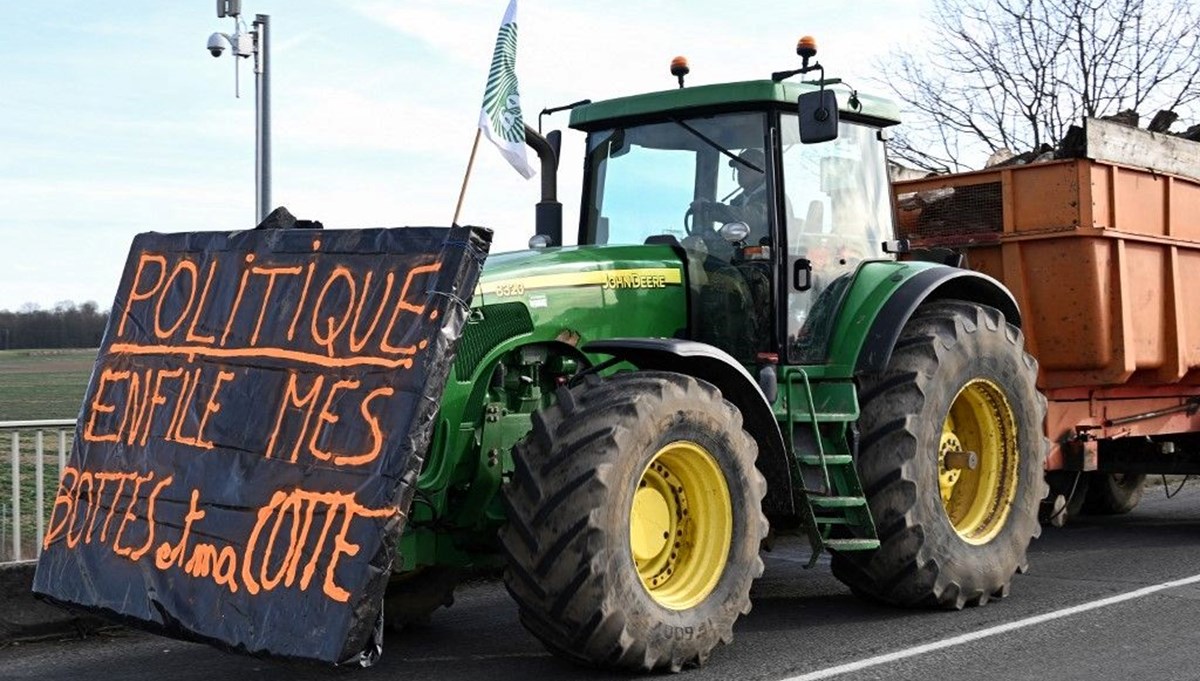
[32,223,491,664]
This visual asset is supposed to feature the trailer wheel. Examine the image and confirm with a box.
[381,567,460,631]
[832,301,1049,609]
[1042,471,1089,526]
[1084,473,1146,515]
[500,372,767,672]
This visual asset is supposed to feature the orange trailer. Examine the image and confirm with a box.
[893,118,1200,518]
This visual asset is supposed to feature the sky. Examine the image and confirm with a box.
[0,0,931,312]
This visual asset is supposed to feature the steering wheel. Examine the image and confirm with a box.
[684,200,739,235]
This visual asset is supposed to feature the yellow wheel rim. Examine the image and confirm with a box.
[938,379,1020,545]
[630,441,732,610]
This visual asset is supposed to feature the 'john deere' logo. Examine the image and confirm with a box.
[483,22,524,145]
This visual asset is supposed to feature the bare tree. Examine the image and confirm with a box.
[881,0,1200,172]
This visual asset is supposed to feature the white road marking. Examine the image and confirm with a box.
[781,572,1200,681]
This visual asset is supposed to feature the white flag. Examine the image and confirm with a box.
[478,0,536,179]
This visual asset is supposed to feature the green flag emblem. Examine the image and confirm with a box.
[482,22,523,145]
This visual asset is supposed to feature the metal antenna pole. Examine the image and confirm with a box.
[254,14,271,222]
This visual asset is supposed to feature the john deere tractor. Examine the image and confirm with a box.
[391,43,1048,672]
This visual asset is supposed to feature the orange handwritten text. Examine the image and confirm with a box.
[266,372,395,466]
[82,363,237,450]
[146,486,397,600]
[44,466,174,562]
[241,488,398,602]
[114,249,443,360]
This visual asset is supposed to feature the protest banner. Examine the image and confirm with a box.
[33,224,491,664]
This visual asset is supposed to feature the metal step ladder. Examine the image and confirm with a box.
[785,370,879,564]
[798,442,879,554]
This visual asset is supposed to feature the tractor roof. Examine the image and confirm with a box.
[569,79,902,131]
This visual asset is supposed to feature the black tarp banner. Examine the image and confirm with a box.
[33,225,491,664]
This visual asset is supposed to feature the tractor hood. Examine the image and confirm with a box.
[454,244,689,383]
[475,244,686,304]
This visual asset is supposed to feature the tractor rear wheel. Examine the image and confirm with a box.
[500,371,767,672]
[831,301,1049,608]
[1083,473,1146,515]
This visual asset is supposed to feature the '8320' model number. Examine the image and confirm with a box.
[493,282,526,297]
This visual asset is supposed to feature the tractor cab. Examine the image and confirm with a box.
[569,71,902,365]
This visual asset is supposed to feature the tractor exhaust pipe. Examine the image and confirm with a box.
[525,124,561,247]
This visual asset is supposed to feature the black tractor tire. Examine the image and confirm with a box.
[500,371,767,672]
[381,567,460,631]
[1083,473,1146,515]
[831,300,1049,609]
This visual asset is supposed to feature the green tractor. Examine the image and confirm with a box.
[392,44,1049,672]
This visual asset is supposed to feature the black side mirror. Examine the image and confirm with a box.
[797,89,839,144]
[546,129,562,166]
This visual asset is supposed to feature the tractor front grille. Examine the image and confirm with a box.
[454,302,534,381]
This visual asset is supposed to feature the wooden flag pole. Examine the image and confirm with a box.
[452,128,483,225]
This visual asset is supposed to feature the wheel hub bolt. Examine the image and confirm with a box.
[944,450,979,471]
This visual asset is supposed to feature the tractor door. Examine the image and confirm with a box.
[779,115,893,364]
[580,112,778,361]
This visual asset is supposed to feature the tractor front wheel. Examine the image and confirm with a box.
[832,301,1049,608]
[500,371,767,672]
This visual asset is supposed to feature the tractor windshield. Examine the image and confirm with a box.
[581,112,769,246]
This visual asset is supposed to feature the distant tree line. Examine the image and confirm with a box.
[0,301,108,350]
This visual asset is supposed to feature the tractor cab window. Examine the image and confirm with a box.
[780,116,893,364]
[582,113,774,360]
[582,113,769,247]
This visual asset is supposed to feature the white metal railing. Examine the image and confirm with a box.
[1,419,75,564]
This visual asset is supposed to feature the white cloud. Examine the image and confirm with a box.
[275,86,465,154]
[351,0,498,65]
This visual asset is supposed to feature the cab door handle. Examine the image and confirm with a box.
[793,258,812,291]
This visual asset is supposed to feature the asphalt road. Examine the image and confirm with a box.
[5,481,1200,681]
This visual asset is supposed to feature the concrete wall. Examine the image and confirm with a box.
[0,562,107,643]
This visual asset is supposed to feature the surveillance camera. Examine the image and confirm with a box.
[207,32,227,57]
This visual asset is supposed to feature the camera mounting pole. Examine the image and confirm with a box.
[253,13,270,224]
[209,1,272,223]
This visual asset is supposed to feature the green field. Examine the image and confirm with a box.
[0,349,94,561]
[0,348,97,421]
